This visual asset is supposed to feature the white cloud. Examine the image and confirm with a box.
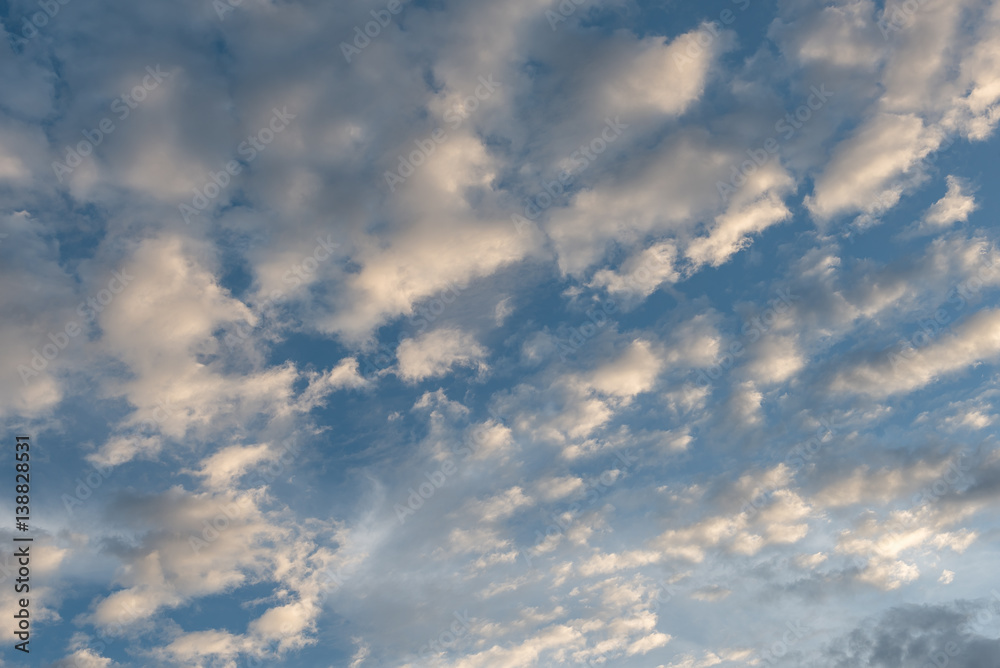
[349,637,371,668]
[585,339,664,401]
[806,113,943,221]
[589,242,679,307]
[395,328,488,382]
[832,308,1000,397]
[191,443,277,491]
[685,163,794,268]
[921,176,978,228]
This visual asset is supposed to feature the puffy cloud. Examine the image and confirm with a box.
[806,113,943,221]
[585,339,664,401]
[831,309,1000,397]
[589,242,679,308]
[7,0,1000,665]
[685,162,794,268]
[921,176,978,228]
[395,328,488,382]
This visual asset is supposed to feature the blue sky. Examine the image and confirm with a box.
[2,0,1000,666]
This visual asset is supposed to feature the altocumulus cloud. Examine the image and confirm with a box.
[2,0,1000,666]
